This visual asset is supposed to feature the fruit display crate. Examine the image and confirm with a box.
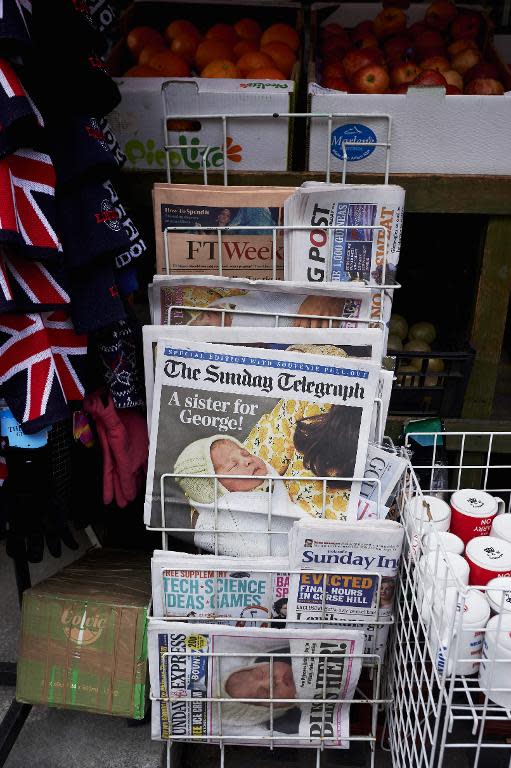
[390,346,476,418]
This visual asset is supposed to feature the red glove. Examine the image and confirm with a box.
[84,392,148,508]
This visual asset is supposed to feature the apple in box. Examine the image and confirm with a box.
[351,64,390,93]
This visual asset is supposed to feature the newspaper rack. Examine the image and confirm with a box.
[389,431,511,768]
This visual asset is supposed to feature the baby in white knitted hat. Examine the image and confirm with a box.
[174,434,304,557]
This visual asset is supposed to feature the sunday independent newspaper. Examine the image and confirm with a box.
[153,185,293,278]
[144,340,380,546]
[148,622,364,747]
[284,184,404,285]
[287,519,404,659]
[151,551,289,625]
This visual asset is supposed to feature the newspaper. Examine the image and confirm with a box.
[288,519,404,659]
[284,183,405,285]
[148,621,364,747]
[143,325,384,426]
[149,275,388,331]
[361,444,407,509]
[152,550,289,625]
[153,185,293,277]
[145,339,380,547]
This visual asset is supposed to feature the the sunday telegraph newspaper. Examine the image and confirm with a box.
[284,184,404,285]
[287,519,404,659]
[144,339,380,547]
[148,622,364,747]
[149,275,390,332]
[151,551,289,624]
[153,185,293,277]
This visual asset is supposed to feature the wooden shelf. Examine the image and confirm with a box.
[121,170,511,214]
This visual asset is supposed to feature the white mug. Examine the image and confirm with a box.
[491,513,511,544]
[422,530,464,557]
[433,590,490,676]
[478,613,511,708]
[405,495,451,555]
[419,552,469,624]
[485,576,511,615]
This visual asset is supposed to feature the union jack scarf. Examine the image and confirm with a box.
[0,310,88,433]
[0,58,43,158]
[0,148,61,259]
[0,246,69,312]
[0,0,32,48]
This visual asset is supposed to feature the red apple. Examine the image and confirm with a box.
[384,34,414,61]
[451,48,482,75]
[446,84,462,94]
[322,61,346,79]
[342,47,384,80]
[390,62,420,86]
[409,22,428,39]
[447,39,478,57]
[351,31,379,50]
[353,20,375,37]
[465,78,505,95]
[415,29,445,56]
[322,75,350,91]
[413,69,448,87]
[393,83,410,93]
[420,54,450,72]
[464,61,500,83]
[322,34,353,60]
[443,69,463,89]
[322,23,347,40]
[425,1,458,31]
[352,63,390,93]
[373,7,407,40]
[451,11,482,41]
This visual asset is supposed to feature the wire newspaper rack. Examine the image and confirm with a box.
[388,431,511,768]
[160,98,393,185]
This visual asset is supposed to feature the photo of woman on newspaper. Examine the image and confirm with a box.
[221,645,301,734]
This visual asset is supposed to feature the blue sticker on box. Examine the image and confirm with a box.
[331,123,377,161]
[0,408,49,448]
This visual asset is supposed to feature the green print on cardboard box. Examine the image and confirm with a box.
[125,135,243,169]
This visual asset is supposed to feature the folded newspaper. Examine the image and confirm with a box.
[287,518,404,659]
[149,275,389,331]
[284,183,404,285]
[148,622,364,747]
[151,551,289,625]
[144,339,380,548]
[153,185,293,277]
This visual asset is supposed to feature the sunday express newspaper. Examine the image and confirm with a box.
[288,519,404,658]
[152,551,289,625]
[284,184,404,285]
[153,185,293,277]
[148,622,364,747]
[145,340,380,545]
[149,275,387,330]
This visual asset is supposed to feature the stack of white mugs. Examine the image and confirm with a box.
[406,489,511,707]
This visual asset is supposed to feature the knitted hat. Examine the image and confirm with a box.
[69,260,126,334]
[219,655,296,726]
[174,435,247,504]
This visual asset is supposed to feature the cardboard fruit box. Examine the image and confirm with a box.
[16,549,151,718]
[107,0,302,172]
[307,3,511,175]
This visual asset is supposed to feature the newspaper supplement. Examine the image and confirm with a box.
[145,340,380,545]
[143,325,385,426]
[361,445,408,508]
[153,186,293,277]
[151,551,289,625]
[287,519,404,658]
[149,275,383,329]
[284,184,404,285]
[148,622,364,747]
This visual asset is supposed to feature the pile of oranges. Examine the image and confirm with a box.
[124,20,299,79]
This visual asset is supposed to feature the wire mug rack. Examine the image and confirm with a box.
[388,431,511,768]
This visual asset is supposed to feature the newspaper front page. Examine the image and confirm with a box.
[149,622,364,747]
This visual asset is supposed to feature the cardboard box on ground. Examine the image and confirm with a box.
[16,549,152,719]
[107,0,302,171]
[307,3,511,175]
